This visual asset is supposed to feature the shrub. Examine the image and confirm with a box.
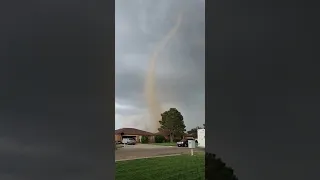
[155,135,166,143]
[141,136,149,144]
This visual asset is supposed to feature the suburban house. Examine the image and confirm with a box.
[154,130,171,140]
[183,133,195,139]
[155,130,193,141]
[115,128,155,143]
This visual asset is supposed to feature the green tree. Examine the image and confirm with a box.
[141,136,149,144]
[155,135,166,143]
[158,108,186,143]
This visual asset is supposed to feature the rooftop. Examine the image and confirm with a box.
[115,128,154,136]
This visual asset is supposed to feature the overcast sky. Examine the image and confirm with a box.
[115,0,205,131]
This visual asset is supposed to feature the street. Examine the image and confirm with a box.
[115,144,204,161]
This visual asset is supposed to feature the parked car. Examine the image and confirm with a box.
[177,138,198,147]
[122,138,136,145]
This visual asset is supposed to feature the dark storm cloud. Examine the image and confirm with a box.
[115,0,205,129]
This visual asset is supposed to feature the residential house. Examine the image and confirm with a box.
[115,128,155,143]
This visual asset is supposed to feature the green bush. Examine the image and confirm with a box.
[141,136,149,144]
[155,135,166,143]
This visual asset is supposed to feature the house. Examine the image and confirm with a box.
[154,130,190,141]
[115,128,155,143]
[183,133,195,139]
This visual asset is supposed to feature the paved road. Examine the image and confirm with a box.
[115,144,204,161]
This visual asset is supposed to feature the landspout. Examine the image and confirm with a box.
[144,13,183,133]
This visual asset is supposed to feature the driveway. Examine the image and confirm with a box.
[115,144,204,161]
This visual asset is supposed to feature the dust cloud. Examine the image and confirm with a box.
[144,13,183,133]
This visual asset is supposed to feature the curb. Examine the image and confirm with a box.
[115,154,182,162]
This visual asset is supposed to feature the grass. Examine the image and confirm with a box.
[116,153,204,180]
[151,142,177,146]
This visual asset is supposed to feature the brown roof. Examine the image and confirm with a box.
[115,128,154,136]
[154,130,169,136]
[184,134,194,137]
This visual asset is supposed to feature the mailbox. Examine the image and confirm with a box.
[122,138,128,144]
[188,140,196,148]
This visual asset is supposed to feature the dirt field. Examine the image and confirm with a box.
[115,144,204,161]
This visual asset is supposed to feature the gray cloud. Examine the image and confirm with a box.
[115,0,205,130]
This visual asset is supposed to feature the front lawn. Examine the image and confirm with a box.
[151,142,177,146]
[116,154,204,180]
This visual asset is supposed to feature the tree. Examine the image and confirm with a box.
[158,108,186,143]
[187,126,202,138]
[155,135,166,143]
[141,136,149,144]
[205,153,238,180]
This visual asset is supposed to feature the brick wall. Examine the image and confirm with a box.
[115,134,121,142]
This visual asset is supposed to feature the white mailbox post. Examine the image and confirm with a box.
[122,138,128,147]
[188,140,196,156]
